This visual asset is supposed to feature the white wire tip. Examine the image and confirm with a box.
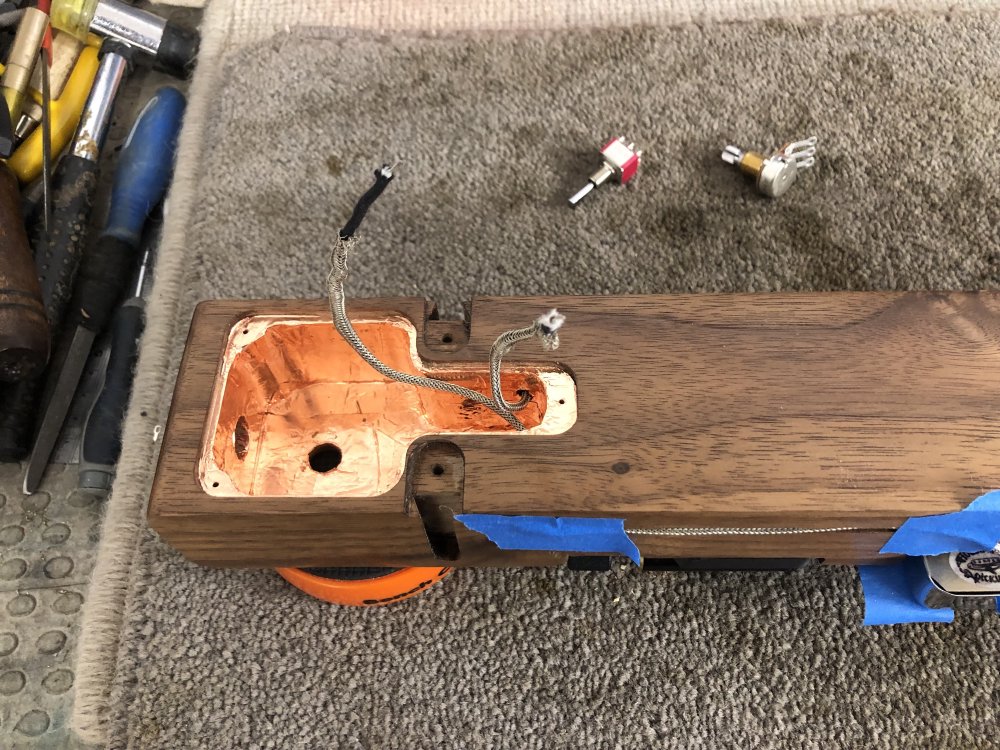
[537,309,566,333]
[536,309,566,350]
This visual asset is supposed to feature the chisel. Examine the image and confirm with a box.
[23,84,185,493]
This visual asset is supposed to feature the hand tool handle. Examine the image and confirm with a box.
[0,379,41,459]
[33,42,127,333]
[67,86,183,337]
[156,21,199,78]
[52,0,199,79]
[79,297,142,489]
[105,86,185,246]
[0,166,48,381]
[34,152,98,329]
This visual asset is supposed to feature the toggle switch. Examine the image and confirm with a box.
[569,137,642,206]
[721,136,817,198]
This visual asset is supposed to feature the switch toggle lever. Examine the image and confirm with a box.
[722,136,817,198]
[569,137,642,206]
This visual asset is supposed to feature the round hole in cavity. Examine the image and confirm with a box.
[558,399,565,405]
[212,482,219,488]
[432,464,445,476]
[309,444,343,473]
[442,334,453,344]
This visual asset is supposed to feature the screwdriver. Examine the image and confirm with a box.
[78,214,158,491]
[23,84,185,493]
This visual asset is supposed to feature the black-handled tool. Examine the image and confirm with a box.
[35,39,130,336]
[78,240,150,491]
[23,84,185,493]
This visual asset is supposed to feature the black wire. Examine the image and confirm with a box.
[338,164,394,240]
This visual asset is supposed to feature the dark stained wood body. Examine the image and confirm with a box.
[149,293,1000,568]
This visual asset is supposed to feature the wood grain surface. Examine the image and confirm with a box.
[149,292,1000,568]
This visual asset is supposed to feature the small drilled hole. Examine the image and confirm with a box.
[558,399,565,405]
[212,482,219,488]
[140,410,148,417]
[442,334,453,344]
[309,444,343,473]
[432,464,445,476]
[243,328,249,335]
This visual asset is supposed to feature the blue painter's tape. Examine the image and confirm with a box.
[860,490,1000,625]
[859,558,954,626]
[455,514,641,565]
[880,490,1000,556]
[966,490,1000,511]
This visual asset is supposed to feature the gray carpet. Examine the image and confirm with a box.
[109,12,1000,748]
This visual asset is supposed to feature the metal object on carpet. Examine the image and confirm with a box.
[722,136,817,198]
[568,136,641,205]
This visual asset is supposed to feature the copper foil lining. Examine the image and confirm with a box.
[200,315,577,498]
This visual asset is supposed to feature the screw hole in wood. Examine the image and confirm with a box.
[309,444,343,473]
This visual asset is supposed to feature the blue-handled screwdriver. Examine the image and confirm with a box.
[24,84,186,494]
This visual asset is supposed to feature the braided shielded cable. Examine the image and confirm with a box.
[328,238,564,431]
[329,164,565,431]
[628,526,874,536]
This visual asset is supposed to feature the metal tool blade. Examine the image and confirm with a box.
[40,47,51,236]
[23,326,96,494]
[52,334,111,464]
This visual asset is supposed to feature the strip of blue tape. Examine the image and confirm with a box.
[859,490,1000,625]
[455,514,641,565]
[880,490,1000,555]
[858,558,954,625]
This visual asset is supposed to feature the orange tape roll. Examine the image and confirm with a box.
[275,566,451,607]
